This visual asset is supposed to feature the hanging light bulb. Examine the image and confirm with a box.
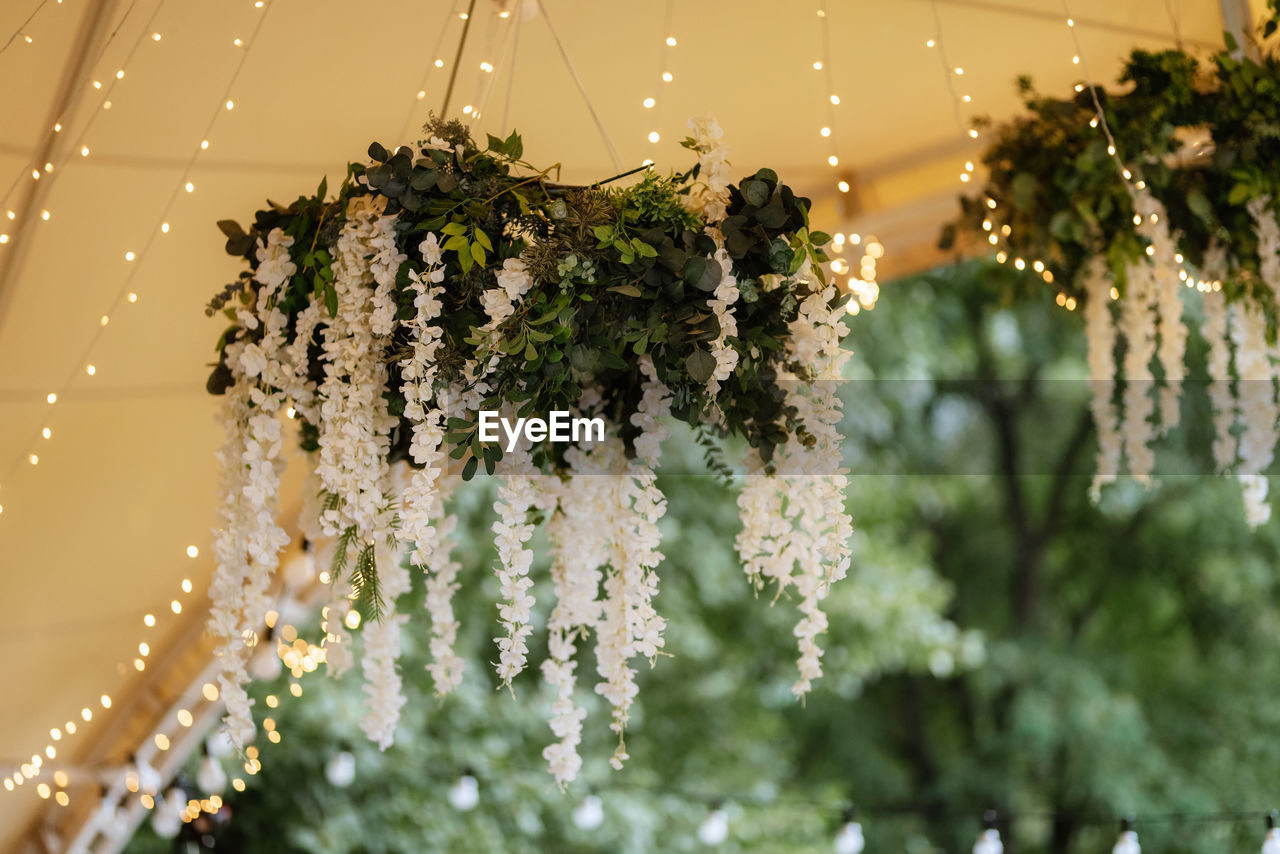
[974,811,1002,854]
[325,750,356,788]
[1112,817,1140,854]
[448,772,479,811]
[1263,812,1280,854]
[834,811,865,853]
[697,803,730,845]
[572,794,604,829]
[197,750,228,795]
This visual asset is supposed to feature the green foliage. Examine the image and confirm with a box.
[207,116,837,478]
[952,16,1280,309]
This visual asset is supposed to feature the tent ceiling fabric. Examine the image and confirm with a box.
[0,0,1241,848]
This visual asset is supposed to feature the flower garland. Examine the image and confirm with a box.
[952,28,1280,523]
[1081,257,1121,500]
[206,118,851,779]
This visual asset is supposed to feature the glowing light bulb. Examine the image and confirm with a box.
[152,32,161,40]
[662,71,672,82]
[926,39,935,47]
[124,251,135,261]
[42,427,51,439]
[827,155,839,166]
[86,364,95,376]
[161,222,169,233]
[225,99,234,110]
[128,292,138,302]
[666,36,677,46]
[837,180,850,193]
[643,97,655,108]
[47,393,57,403]
[820,126,831,137]
[144,613,155,626]
[185,182,194,192]
[648,131,660,143]
[812,61,823,70]
[187,545,199,558]
[434,58,443,67]
[829,94,840,105]
[200,140,209,150]
[40,210,50,220]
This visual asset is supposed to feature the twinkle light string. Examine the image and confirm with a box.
[0,0,153,221]
[1,568,200,803]
[814,4,880,314]
[925,0,980,185]
[469,2,522,125]
[0,0,57,59]
[815,2,844,188]
[396,1,461,144]
[642,0,676,150]
[0,0,274,518]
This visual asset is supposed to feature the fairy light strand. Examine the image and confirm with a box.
[2,573,197,798]
[396,2,460,143]
[644,0,676,149]
[815,2,843,186]
[0,0,154,215]
[0,0,274,512]
[0,0,54,59]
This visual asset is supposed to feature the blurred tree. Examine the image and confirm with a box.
[128,260,1280,853]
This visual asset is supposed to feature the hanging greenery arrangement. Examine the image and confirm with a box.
[204,115,852,785]
[946,7,1280,525]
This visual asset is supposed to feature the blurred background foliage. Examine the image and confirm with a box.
[129,260,1280,853]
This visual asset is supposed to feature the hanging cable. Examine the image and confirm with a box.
[537,0,624,170]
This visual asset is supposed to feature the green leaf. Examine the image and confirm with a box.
[461,455,479,481]
[469,241,486,266]
[368,141,389,163]
[609,284,644,297]
[324,283,338,318]
[686,348,716,383]
[441,221,467,237]
[742,179,769,207]
[474,228,493,251]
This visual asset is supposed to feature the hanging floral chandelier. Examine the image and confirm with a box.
[950,35,1280,527]
[205,115,852,784]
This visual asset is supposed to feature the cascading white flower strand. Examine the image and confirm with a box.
[1200,243,1240,477]
[594,357,673,770]
[686,115,741,397]
[1231,300,1276,528]
[541,435,609,786]
[1132,188,1187,435]
[313,197,406,739]
[1116,258,1158,484]
[395,232,468,696]
[208,227,297,747]
[1082,256,1121,500]
[737,271,852,698]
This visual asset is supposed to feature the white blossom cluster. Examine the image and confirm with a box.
[491,430,541,687]
[208,229,298,747]
[1233,300,1278,528]
[1199,244,1240,474]
[480,257,533,332]
[540,443,609,786]
[1132,188,1187,434]
[1117,259,1158,483]
[685,114,731,223]
[1081,257,1121,500]
[705,242,741,395]
[738,278,852,698]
